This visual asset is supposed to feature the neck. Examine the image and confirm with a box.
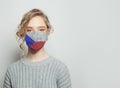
[26,47,49,62]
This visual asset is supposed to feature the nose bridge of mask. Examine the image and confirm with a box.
[27,31,48,41]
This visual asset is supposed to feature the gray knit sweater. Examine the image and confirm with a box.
[3,56,72,88]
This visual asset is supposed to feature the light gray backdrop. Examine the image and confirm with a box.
[0,0,120,88]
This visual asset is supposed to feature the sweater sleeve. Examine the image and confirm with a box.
[3,67,12,88]
[56,64,72,88]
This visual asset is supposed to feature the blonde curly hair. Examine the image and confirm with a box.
[16,8,53,51]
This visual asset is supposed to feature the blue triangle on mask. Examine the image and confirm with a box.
[24,35,35,47]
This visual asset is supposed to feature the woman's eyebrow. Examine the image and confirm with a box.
[26,26,46,28]
[38,26,46,28]
[26,26,32,28]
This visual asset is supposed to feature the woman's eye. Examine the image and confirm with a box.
[39,29,45,31]
[27,30,32,32]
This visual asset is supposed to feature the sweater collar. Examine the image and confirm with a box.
[20,55,53,67]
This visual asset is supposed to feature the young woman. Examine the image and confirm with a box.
[3,8,72,88]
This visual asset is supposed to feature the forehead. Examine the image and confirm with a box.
[27,16,46,27]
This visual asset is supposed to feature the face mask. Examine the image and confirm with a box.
[24,31,48,53]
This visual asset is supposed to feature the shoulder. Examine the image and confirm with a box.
[6,59,22,72]
[51,56,71,82]
[50,56,69,72]
[51,56,67,66]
